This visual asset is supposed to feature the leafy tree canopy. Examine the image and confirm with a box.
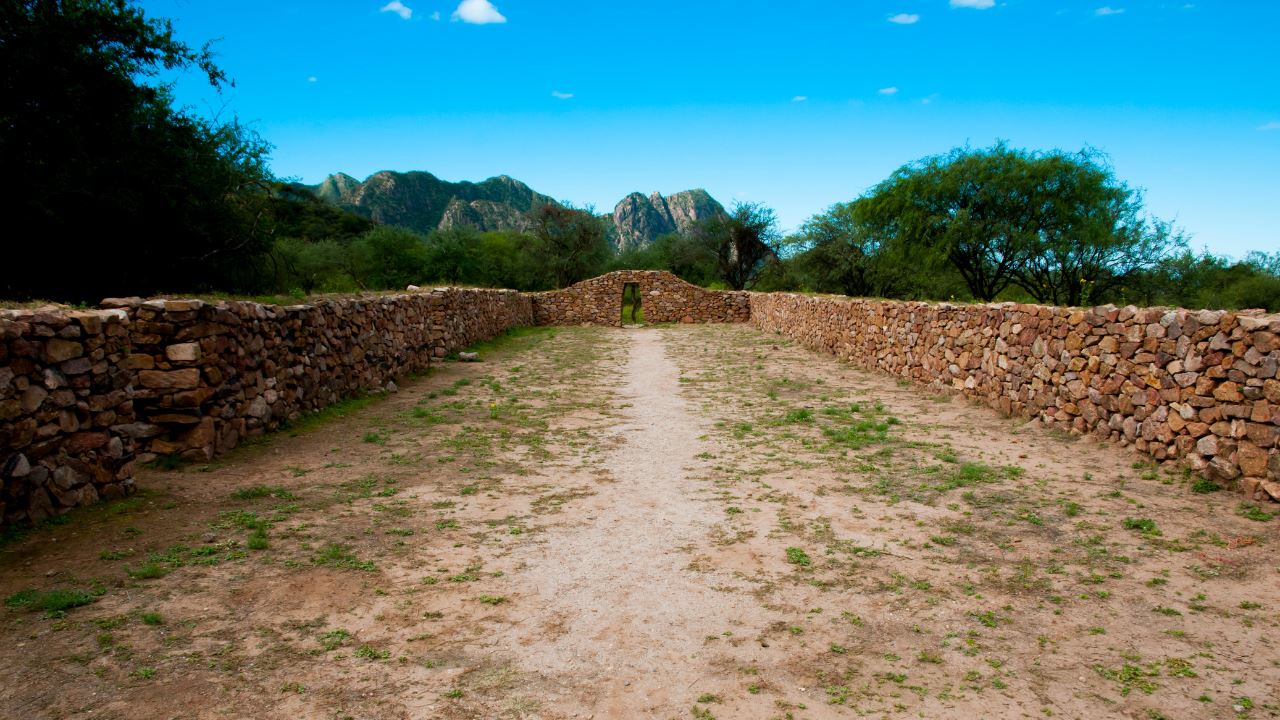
[1,0,273,301]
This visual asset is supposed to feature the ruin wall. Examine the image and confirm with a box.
[748,293,1280,501]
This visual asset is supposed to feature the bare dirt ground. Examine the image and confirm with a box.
[1,324,1277,720]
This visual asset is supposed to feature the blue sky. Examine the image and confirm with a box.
[142,0,1278,257]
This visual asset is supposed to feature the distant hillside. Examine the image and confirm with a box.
[303,171,727,248]
[604,189,727,252]
[305,171,555,235]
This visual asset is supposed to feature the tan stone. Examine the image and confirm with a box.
[138,368,201,390]
[165,343,201,363]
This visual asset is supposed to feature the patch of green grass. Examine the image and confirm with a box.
[478,595,506,605]
[355,645,391,660]
[231,485,296,501]
[931,462,998,493]
[99,548,135,561]
[141,612,164,626]
[784,408,813,423]
[1123,517,1161,536]
[319,629,349,651]
[278,393,376,436]
[247,528,270,551]
[785,547,812,567]
[312,544,377,572]
[971,610,1000,628]
[1190,477,1220,493]
[4,587,99,613]
[1237,504,1275,522]
[362,431,389,445]
[130,666,157,680]
[462,325,558,357]
[126,563,170,580]
[1093,662,1158,696]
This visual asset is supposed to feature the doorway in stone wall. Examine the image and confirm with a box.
[621,282,643,325]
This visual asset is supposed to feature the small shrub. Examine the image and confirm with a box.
[1122,517,1161,536]
[785,547,812,567]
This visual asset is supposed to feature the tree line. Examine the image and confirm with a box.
[2,0,1275,311]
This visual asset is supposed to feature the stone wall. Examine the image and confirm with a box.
[7,273,1279,525]
[749,293,1280,501]
[0,289,530,526]
[531,270,749,326]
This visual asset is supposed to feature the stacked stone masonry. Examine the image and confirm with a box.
[749,293,1280,502]
[532,270,749,326]
[0,289,530,526]
[4,273,1278,526]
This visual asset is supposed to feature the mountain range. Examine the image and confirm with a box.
[303,171,726,250]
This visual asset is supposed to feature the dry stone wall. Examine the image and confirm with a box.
[531,270,749,326]
[0,289,530,526]
[6,272,1278,526]
[749,293,1280,501]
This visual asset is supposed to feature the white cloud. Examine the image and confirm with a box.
[1095,6,1125,15]
[792,95,808,103]
[950,0,995,8]
[380,1,412,20]
[453,0,506,24]
[888,12,920,23]
[430,10,441,20]
[921,93,940,105]
[551,90,574,100]
[1258,121,1280,131]
[307,76,318,83]
[878,86,899,95]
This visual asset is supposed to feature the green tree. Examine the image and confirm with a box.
[791,200,904,297]
[1,0,275,301]
[688,201,782,290]
[858,144,1179,304]
[1009,151,1179,306]
[528,203,611,288]
[346,226,429,290]
[858,144,1037,301]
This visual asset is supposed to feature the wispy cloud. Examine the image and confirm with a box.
[888,12,920,24]
[1095,6,1125,15]
[307,76,318,83]
[380,1,412,20]
[453,0,506,24]
[792,95,808,103]
[950,0,995,8]
[1258,121,1280,131]
[878,86,899,95]
[430,10,441,20]
[921,93,940,105]
[551,90,574,100]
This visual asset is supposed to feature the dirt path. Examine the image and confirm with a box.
[483,329,767,717]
